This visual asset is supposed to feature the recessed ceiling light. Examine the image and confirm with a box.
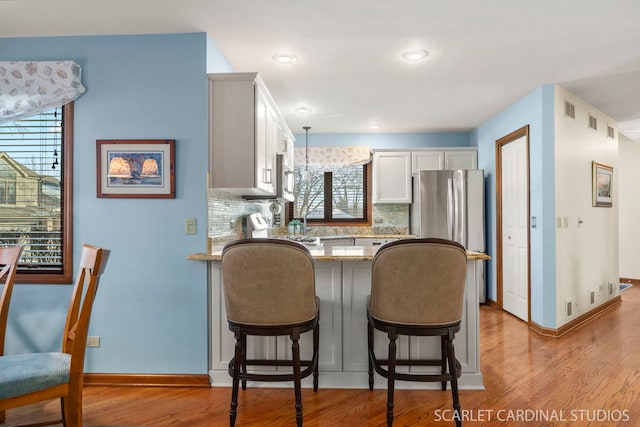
[272,53,297,64]
[294,106,311,114]
[369,123,380,129]
[401,49,429,62]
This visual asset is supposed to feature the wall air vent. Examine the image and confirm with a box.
[565,296,576,319]
[564,101,575,119]
[588,114,598,131]
[607,125,615,139]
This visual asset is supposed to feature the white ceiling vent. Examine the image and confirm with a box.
[564,101,575,119]
[588,114,598,131]
[607,125,615,139]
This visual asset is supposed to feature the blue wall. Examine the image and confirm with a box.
[0,33,216,373]
[470,84,556,327]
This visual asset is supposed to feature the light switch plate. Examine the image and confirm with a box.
[185,217,196,235]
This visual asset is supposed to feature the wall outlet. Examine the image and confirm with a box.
[87,336,100,348]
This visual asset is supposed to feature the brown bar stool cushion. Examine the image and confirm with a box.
[222,240,317,326]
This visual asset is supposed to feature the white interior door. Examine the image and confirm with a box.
[501,135,529,321]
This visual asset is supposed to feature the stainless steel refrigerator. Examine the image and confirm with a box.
[410,169,486,301]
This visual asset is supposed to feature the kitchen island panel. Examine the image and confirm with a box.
[277,261,343,372]
[207,254,485,389]
[341,261,410,374]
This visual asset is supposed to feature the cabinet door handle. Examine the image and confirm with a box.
[284,170,295,192]
[263,168,272,184]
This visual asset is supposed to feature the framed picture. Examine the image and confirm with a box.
[592,161,613,207]
[96,139,175,198]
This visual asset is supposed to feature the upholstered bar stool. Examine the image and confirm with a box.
[221,238,320,427]
[367,238,467,427]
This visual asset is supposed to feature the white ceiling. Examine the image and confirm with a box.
[2,0,640,140]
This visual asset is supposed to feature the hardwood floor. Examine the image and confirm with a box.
[4,286,639,426]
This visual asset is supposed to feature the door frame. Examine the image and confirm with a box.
[495,125,531,322]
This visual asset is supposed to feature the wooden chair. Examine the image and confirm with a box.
[0,244,109,427]
[0,246,25,423]
[367,238,467,427]
[221,238,319,427]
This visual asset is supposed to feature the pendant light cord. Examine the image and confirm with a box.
[303,126,311,170]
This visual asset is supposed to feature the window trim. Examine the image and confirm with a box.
[287,162,372,226]
[14,102,73,284]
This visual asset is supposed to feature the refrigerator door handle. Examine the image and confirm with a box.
[458,172,467,247]
[447,178,454,240]
[452,177,459,242]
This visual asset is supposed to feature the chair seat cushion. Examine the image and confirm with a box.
[0,352,70,399]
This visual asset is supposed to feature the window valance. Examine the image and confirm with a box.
[0,61,86,123]
[294,146,372,172]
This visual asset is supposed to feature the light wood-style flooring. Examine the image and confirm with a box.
[4,286,640,426]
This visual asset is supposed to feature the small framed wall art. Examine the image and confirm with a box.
[96,139,176,198]
[592,161,613,207]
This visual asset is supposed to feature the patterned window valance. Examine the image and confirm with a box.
[0,61,86,123]
[294,146,372,172]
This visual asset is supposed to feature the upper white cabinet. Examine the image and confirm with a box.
[444,149,477,170]
[411,151,444,171]
[373,148,477,204]
[411,149,477,173]
[209,72,293,197]
[372,151,412,203]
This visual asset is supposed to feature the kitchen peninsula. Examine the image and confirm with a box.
[188,244,489,390]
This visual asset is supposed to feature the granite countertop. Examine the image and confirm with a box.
[188,245,490,262]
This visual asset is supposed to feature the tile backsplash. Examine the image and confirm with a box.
[207,188,410,243]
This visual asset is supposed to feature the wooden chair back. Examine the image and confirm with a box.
[0,246,24,356]
[63,245,109,387]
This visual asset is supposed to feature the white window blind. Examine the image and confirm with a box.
[0,107,64,273]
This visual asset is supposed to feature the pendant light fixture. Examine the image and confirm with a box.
[302,126,312,182]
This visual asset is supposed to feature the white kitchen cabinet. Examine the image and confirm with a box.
[209,72,292,197]
[411,149,477,173]
[372,151,412,204]
[445,150,477,170]
[320,238,354,246]
[412,151,444,171]
[353,237,398,247]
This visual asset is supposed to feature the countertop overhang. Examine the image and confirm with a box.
[188,245,490,262]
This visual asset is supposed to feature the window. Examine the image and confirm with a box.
[288,163,371,225]
[0,104,73,283]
